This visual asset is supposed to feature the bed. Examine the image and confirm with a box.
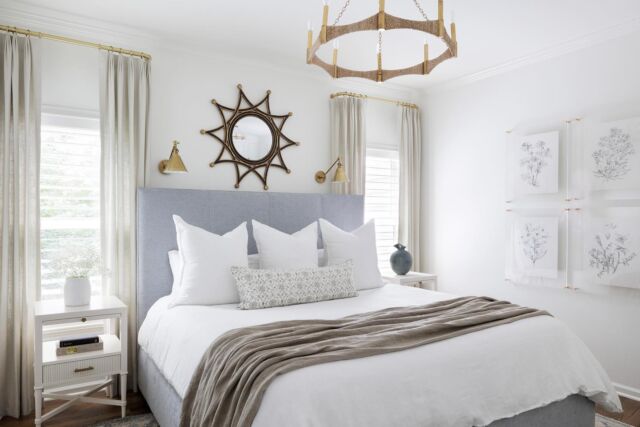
[136,188,620,427]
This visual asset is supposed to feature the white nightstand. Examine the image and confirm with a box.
[34,296,128,426]
[383,272,438,290]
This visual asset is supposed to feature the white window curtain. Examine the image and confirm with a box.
[99,51,149,390]
[330,96,366,195]
[398,106,422,271]
[0,33,40,418]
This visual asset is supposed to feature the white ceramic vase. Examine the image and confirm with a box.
[64,277,91,306]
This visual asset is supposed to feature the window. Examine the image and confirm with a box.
[364,148,400,274]
[40,113,101,301]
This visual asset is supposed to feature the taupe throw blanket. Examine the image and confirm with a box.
[180,296,548,427]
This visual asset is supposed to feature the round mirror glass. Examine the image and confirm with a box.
[231,115,273,162]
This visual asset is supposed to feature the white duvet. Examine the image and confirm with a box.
[138,284,621,427]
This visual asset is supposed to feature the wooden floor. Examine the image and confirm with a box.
[0,392,149,427]
[0,392,638,426]
[598,396,640,426]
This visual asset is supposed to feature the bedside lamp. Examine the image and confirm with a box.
[159,140,188,174]
[315,157,348,184]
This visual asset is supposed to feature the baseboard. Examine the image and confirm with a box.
[614,382,640,401]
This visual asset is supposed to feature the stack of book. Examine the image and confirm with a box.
[56,335,103,356]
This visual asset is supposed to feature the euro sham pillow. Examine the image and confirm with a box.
[231,261,357,310]
[319,219,384,290]
[170,215,248,307]
[252,220,318,269]
[168,250,182,294]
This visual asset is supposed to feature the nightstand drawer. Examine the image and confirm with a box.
[43,355,121,387]
[42,313,117,327]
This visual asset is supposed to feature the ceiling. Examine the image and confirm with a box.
[4,0,640,89]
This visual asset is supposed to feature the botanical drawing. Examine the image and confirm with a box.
[592,127,635,181]
[520,140,551,187]
[588,223,637,278]
[519,223,549,265]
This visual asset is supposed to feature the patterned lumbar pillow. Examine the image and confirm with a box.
[231,261,357,310]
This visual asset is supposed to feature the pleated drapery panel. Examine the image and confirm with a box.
[398,106,422,271]
[0,33,40,418]
[330,96,366,195]
[99,51,150,390]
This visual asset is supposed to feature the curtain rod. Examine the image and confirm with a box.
[0,24,151,60]
[330,91,419,110]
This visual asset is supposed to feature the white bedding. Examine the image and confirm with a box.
[138,284,621,427]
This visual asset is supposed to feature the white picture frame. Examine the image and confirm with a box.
[512,216,559,279]
[512,131,560,196]
[587,117,640,195]
[583,215,640,289]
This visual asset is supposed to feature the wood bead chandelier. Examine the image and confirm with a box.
[306,0,458,82]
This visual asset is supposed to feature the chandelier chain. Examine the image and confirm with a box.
[333,0,352,25]
[412,0,429,20]
[378,31,383,52]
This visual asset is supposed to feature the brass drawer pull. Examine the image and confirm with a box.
[74,366,94,373]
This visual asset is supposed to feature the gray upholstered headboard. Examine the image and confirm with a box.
[136,188,364,329]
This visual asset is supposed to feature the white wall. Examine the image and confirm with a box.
[367,101,399,150]
[421,31,640,397]
[41,40,99,113]
[39,39,412,194]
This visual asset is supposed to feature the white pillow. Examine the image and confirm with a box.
[170,215,248,307]
[252,220,318,269]
[168,250,182,294]
[319,219,383,290]
[169,250,321,278]
[248,253,260,269]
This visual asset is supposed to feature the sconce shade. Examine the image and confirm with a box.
[159,141,188,174]
[332,162,348,183]
[315,157,348,184]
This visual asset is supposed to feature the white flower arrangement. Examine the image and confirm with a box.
[49,245,100,279]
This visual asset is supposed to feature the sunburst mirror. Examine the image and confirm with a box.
[200,84,300,190]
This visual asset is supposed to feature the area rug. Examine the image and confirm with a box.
[89,413,158,427]
[596,414,634,427]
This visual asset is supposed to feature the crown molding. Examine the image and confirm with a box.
[424,16,640,95]
[0,1,415,99]
[0,2,158,49]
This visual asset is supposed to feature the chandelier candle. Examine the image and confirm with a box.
[321,3,329,43]
[306,0,458,82]
[423,41,429,74]
[438,0,444,36]
[332,40,339,78]
[307,22,313,59]
[378,0,386,30]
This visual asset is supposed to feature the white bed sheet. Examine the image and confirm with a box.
[138,284,621,427]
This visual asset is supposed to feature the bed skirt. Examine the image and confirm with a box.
[138,347,594,427]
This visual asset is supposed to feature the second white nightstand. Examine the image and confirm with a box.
[383,272,438,290]
[34,296,128,426]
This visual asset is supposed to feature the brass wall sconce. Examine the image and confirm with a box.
[159,141,188,174]
[315,157,348,184]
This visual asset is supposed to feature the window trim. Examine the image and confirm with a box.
[364,147,400,275]
[40,108,104,337]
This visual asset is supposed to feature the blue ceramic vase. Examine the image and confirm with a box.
[390,243,412,275]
